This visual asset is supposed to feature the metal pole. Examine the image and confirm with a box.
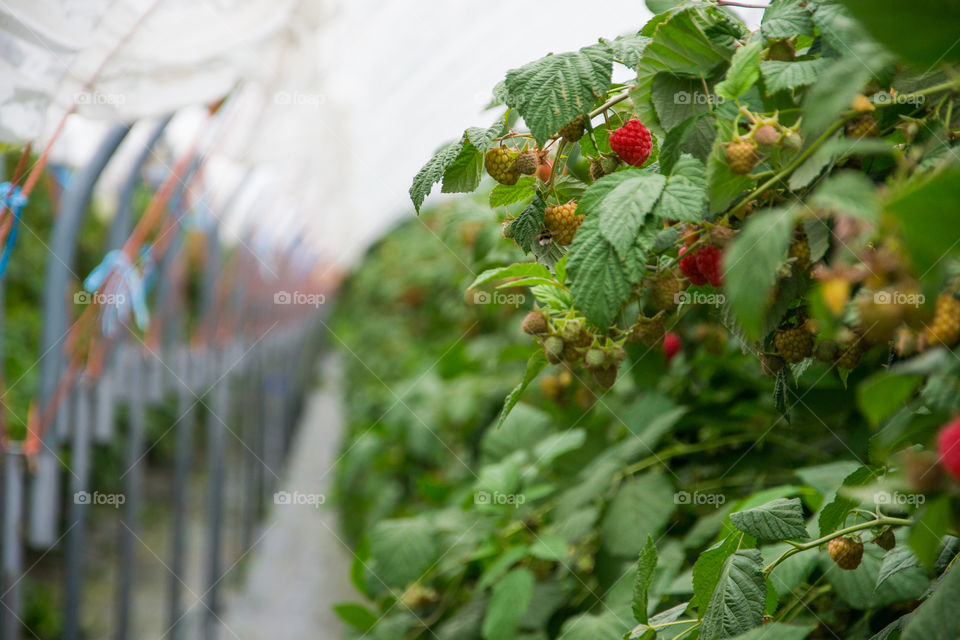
[203,350,227,639]
[1,447,24,640]
[167,347,193,640]
[63,377,93,640]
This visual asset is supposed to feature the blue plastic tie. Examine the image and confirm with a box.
[0,182,27,279]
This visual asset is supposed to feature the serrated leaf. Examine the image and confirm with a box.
[809,171,881,223]
[633,535,658,623]
[470,263,554,290]
[692,533,740,615]
[723,207,797,339]
[654,156,707,222]
[566,216,633,327]
[659,112,712,174]
[730,498,809,542]
[701,550,766,639]
[578,172,667,258]
[902,561,960,640]
[875,545,922,592]
[632,6,735,136]
[490,177,536,207]
[442,138,483,193]
[715,38,763,100]
[604,33,651,69]
[761,0,814,40]
[600,472,675,557]
[511,195,547,253]
[496,350,548,430]
[818,466,881,537]
[465,122,508,151]
[504,43,613,145]
[759,59,828,94]
[410,140,464,212]
[482,568,534,640]
[369,518,438,587]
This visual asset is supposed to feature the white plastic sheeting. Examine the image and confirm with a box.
[0,0,761,268]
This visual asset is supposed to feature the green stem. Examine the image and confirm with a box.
[652,619,700,629]
[589,91,631,119]
[899,76,960,101]
[620,434,755,477]
[763,516,912,577]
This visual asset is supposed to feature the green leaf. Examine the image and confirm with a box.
[529,534,568,561]
[533,429,587,467]
[909,496,951,568]
[482,568,535,640]
[410,140,464,212]
[631,6,735,136]
[802,51,889,138]
[633,535,658,623]
[730,498,810,542]
[706,118,754,214]
[566,216,633,327]
[490,177,536,207]
[654,156,707,222]
[604,33,651,69]
[760,0,814,40]
[701,550,766,639]
[825,544,928,610]
[369,518,438,587]
[470,263,555,290]
[600,472,676,557]
[886,168,960,283]
[818,466,882,537]
[442,138,484,193]
[726,623,815,640]
[578,171,667,258]
[558,613,624,640]
[841,0,960,67]
[503,43,613,145]
[628,603,694,639]
[723,207,797,339]
[332,603,379,632]
[477,546,529,591]
[856,373,923,428]
[511,194,547,253]
[496,350,548,430]
[715,37,763,100]
[809,171,881,223]
[902,562,960,640]
[692,532,741,615]
[659,113,712,174]
[875,545,922,592]
[759,59,828,94]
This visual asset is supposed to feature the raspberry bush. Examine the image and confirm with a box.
[333,2,960,639]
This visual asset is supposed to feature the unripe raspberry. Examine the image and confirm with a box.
[501,219,515,239]
[544,336,564,357]
[515,151,538,175]
[782,131,803,152]
[814,339,840,363]
[789,233,811,270]
[937,417,960,480]
[648,272,682,311]
[485,147,520,185]
[678,246,707,286]
[630,314,665,347]
[753,124,780,148]
[766,39,795,61]
[544,202,583,246]
[585,348,606,368]
[607,343,627,365]
[828,536,864,570]
[904,449,945,492]
[774,326,814,364]
[874,528,896,551]
[850,93,875,113]
[521,310,548,335]
[592,365,618,389]
[836,338,866,370]
[589,155,620,181]
[609,119,653,167]
[560,318,584,343]
[760,353,785,378]
[924,295,960,347]
[725,140,759,174]
[558,114,587,143]
[846,114,879,138]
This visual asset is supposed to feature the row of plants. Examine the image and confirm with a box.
[333,1,960,639]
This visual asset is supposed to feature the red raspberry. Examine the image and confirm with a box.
[695,245,724,287]
[663,332,682,362]
[609,119,653,167]
[678,246,707,286]
[937,417,960,479]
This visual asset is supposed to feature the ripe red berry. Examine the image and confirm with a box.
[678,246,707,286]
[695,245,724,287]
[663,332,682,362]
[609,119,653,167]
[937,417,960,479]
